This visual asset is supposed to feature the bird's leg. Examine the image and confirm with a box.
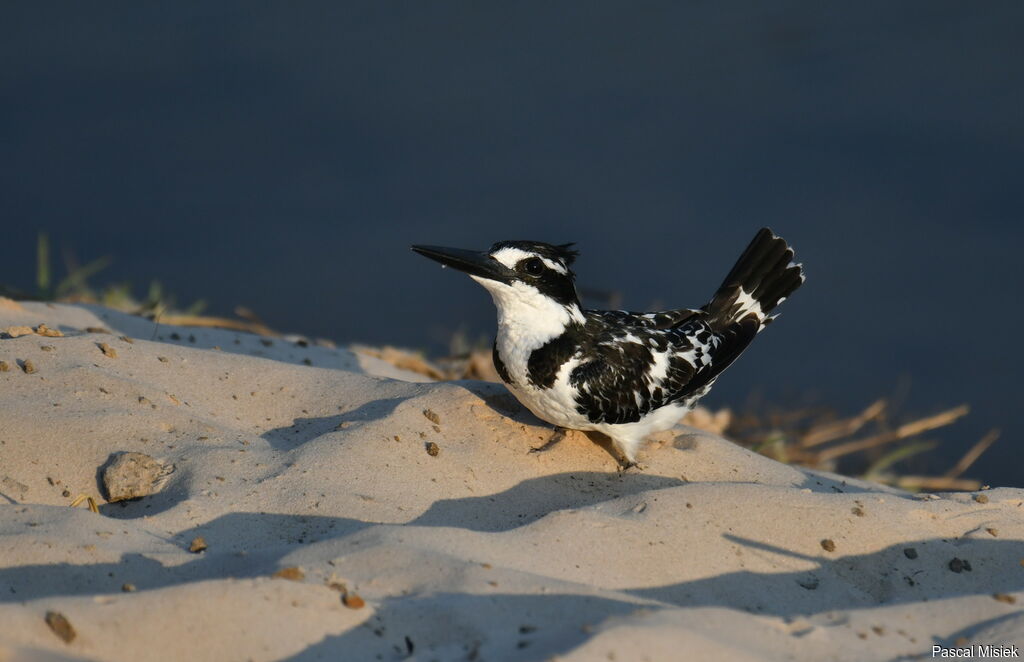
[608,435,645,471]
[530,426,567,454]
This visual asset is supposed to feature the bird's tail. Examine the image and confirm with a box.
[704,228,805,331]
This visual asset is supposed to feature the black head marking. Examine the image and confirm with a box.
[489,240,579,267]
[489,240,581,306]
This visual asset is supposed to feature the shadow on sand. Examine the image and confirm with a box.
[4,482,1022,660]
[282,535,1024,661]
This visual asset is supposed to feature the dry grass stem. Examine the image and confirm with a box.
[800,400,886,448]
[355,346,449,380]
[68,494,100,513]
[812,405,969,464]
[158,314,277,337]
[894,476,982,492]
[945,429,1000,479]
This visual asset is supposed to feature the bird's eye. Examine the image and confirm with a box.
[522,258,544,276]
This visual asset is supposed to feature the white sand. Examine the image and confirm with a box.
[1,300,1021,661]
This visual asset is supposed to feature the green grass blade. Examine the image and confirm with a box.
[864,440,937,479]
[55,256,112,297]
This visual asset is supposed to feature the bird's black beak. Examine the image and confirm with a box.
[411,245,514,284]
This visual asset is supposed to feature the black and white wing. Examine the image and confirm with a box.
[568,311,758,425]
[569,228,805,426]
[590,308,703,330]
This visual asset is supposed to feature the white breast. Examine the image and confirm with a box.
[471,275,591,429]
[504,356,593,430]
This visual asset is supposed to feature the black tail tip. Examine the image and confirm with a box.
[707,227,805,327]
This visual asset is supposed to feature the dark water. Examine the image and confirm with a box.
[3,2,1022,485]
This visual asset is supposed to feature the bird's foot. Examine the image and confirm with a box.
[530,427,567,454]
[617,460,644,473]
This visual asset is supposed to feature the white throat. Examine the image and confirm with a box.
[470,276,584,353]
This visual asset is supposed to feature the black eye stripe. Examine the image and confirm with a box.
[520,258,545,275]
[498,253,579,306]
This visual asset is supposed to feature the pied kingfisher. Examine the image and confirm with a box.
[412,228,804,467]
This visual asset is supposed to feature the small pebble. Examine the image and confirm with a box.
[21,360,36,374]
[3,326,34,338]
[973,494,989,504]
[40,345,55,352]
[904,547,918,560]
[993,593,1017,604]
[98,342,117,358]
[851,507,865,517]
[986,527,999,537]
[157,356,169,363]
[189,537,208,553]
[342,592,366,609]
[425,442,440,457]
[122,583,136,592]
[85,327,110,334]
[272,566,305,581]
[820,539,836,552]
[119,335,133,344]
[44,611,76,643]
[949,557,972,573]
[0,360,8,372]
[35,324,63,337]
[423,409,441,425]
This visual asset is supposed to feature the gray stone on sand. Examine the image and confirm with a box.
[102,452,173,502]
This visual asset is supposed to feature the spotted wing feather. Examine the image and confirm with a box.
[567,228,804,426]
[568,311,755,425]
[592,308,702,330]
